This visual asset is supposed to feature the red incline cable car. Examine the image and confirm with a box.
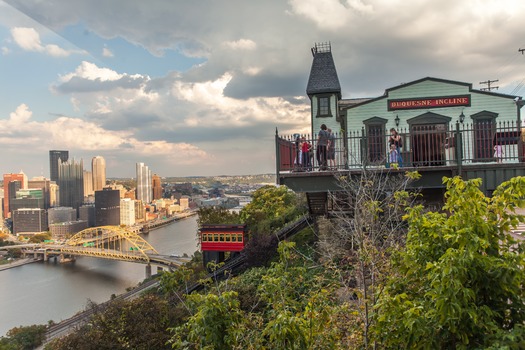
[200,224,246,252]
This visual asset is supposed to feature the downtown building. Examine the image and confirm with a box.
[92,156,106,192]
[49,150,69,183]
[152,174,162,200]
[58,158,84,215]
[12,208,47,235]
[136,162,152,204]
[3,172,27,219]
[95,188,120,226]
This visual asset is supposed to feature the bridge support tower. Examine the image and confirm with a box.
[145,264,152,279]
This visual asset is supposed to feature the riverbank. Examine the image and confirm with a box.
[0,257,40,271]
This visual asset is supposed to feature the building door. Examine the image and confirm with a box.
[367,124,385,163]
[473,119,495,162]
[411,123,447,166]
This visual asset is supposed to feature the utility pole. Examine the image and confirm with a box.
[479,79,499,92]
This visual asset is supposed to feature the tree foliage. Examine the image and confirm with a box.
[196,206,241,226]
[0,324,46,350]
[375,176,525,349]
[240,185,305,234]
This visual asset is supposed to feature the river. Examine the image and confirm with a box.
[0,215,199,336]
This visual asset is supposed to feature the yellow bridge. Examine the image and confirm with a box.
[5,226,190,277]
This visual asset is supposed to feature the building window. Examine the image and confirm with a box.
[316,95,332,117]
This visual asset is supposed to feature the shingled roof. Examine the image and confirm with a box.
[306,43,341,99]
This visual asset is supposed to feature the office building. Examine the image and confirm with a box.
[12,208,47,234]
[79,205,96,227]
[95,188,120,226]
[48,207,77,225]
[58,158,84,214]
[49,220,88,240]
[120,198,136,226]
[10,188,45,213]
[49,150,69,182]
[92,156,106,192]
[29,177,52,209]
[152,174,162,200]
[83,170,94,197]
[49,182,58,207]
[3,172,27,218]
[136,162,152,203]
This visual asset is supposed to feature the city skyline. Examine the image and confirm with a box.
[2,1,525,177]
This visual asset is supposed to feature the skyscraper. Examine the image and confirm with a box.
[136,162,152,204]
[83,170,94,197]
[95,188,120,226]
[152,174,162,200]
[3,172,27,219]
[49,150,69,182]
[58,158,84,215]
[92,156,106,192]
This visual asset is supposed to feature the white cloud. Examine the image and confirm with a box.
[0,104,209,163]
[223,39,257,50]
[10,26,84,57]
[102,47,114,57]
[1,46,10,55]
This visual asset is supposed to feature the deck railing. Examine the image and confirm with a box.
[276,121,525,174]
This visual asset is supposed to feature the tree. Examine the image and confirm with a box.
[0,324,47,350]
[240,185,305,234]
[196,207,240,226]
[375,176,525,349]
[317,169,420,348]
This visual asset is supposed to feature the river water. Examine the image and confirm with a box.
[0,215,199,336]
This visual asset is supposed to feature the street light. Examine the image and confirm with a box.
[459,111,465,124]
[395,114,400,127]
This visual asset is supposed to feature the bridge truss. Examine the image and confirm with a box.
[61,226,159,263]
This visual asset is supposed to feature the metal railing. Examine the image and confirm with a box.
[276,121,525,174]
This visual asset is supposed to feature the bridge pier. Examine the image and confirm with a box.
[145,264,152,279]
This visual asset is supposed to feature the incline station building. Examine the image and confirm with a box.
[276,43,525,214]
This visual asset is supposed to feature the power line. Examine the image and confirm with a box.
[479,79,499,92]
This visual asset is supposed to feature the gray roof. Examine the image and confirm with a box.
[306,50,341,98]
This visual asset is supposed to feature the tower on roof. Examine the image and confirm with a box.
[306,42,342,136]
[307,42,341,99]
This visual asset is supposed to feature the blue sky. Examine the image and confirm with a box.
[1,0,525,178]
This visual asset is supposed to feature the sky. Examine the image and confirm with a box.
[1,0,525,179]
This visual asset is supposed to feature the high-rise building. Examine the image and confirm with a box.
[10,187,45,213]
[12,208,47,234]
[48,207,77,225]
[49,150,69,182]
[3,172,27,218]
[92,156,106,192]
[49,182,59,207]
[83,170,94,197]
[120,198,136,226]
[152,174,162,200]
[79,204,96,227]
[29,177,52,209]
[57,158,84,215]
[136,162,152,204]
[95,188,120,226]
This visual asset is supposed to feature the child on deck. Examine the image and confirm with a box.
[389,143,399,166]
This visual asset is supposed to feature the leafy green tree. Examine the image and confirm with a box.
[240,185,305,234]
[49,295,183,350]
[0,324,46,350]
[197,207,240,226]
[375,176,525,349]
[168,291,244,350]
